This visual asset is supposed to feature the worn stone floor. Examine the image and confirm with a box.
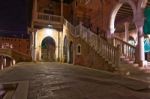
[0,62,150,99]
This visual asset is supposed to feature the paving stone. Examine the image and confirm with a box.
[0,62,150,99]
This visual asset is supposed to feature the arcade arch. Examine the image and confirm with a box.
[41,37,56,62]
[34,28,59,61]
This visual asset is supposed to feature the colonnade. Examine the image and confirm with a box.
[0,56,15,70]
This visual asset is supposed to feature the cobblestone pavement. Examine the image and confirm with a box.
[0,62,150,99]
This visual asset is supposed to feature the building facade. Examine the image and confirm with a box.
[28,0,150,70]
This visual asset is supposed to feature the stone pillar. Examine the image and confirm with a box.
[1,64,3,70]
[61,0,64,24]
[32,31,36,61]
[0,56,3,70]
[31,32,34,61]
[106,27,115,44]
[3,57,6,67]
[124,22,129,42]
[60,32,63,62]
[137,26,146,66]
[134,0,147,66]
[57,31,60,61]
[12,59,16,65]
[33,0,38,19]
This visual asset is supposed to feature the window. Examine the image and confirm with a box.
[77,44,81,55]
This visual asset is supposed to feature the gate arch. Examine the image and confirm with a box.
[109,0,136,35]
[34,28,59,61]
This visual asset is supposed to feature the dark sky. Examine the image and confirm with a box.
[0,0,73,38]
[0,0,28,38]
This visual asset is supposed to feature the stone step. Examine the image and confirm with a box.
[3,90,15,99]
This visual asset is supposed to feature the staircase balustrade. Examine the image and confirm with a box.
[114,36,136,61]
[37,12,61,23]
[79,26,120,67]
[0,48,31,61]
[63,19,76,36]
[0,48,12,56]
[63,20,120,67]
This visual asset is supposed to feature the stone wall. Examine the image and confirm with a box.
[73,37,114,71]
[0,37,30,56]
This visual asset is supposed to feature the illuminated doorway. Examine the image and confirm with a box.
[41,37,56,62]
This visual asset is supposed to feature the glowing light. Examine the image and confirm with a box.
[48,25,52,27]
[45,28,52,36]
[148,34,150,38]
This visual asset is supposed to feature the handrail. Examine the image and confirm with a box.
[113,36,136,60]
[114,36,136,48]
[36,12,61,23]
[0,48,12,57]
[63,19,76,36]
[0,48,31,61]
[79,25,120,67]
[76,0,90,5]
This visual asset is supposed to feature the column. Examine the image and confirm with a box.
[3,57,6,67]
[61,0,64,24]
[57,31,60,61]
[31,32,34,61]
[32,31,36,61]
[134,0,147,66]
[12,59,16,65]
[124,22,129,42]
[137,26,146,66]
[33,0,38,19]
[0,56,3,70]
[106,27,115,44]
[60,32,63,62]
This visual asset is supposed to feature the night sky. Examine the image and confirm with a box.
[0,0,29,38]
[0,0,73,38]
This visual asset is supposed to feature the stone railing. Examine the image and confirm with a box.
[113,36,136,60]
[76,0,90,5]
[78,25,120,67]
[0,48,12,56]
[12,49,32,62]
[0,48,31,62]
[63,21,120,67]
[36,12,62,24]
[63,19,76,36]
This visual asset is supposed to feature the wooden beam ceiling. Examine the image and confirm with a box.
[115,1,150,32]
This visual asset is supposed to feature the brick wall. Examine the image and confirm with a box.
[73,37,115,71]
[0,37,30,56]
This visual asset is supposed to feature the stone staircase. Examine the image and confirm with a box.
[63,19,150,75]
[64,20,120,71]
[113,36,150,76]
[0,48,32,62]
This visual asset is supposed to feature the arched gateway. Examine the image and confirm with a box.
[33,28,60,61]
[109,0,136,36]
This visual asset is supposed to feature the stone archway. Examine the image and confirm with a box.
[109,0,136,37]
[41,37,56,62]
[34,28,59,61]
